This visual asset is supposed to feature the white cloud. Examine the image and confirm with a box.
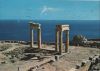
[40,6,60,15]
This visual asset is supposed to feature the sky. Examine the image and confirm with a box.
[0,0,100,20]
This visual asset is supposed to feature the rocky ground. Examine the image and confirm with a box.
[88,55,100,71]
[0,43,100,71]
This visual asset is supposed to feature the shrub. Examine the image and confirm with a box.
[72,35,87,46]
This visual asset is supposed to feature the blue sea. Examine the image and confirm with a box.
[0,20,100,42]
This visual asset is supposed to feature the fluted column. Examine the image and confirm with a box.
[55,30,59,52]
[37,28,41,48]
[30,27,34,47]
[59,31,63,54]
[65,30,69,52]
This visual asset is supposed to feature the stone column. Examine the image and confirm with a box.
[65,30,69,52]
[59,31,63,54]
[37,28,41,48]
[30,27,34,47]
[55,30,59,52]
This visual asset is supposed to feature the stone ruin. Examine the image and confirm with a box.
[29,22,70,55]
[29,22,42,48]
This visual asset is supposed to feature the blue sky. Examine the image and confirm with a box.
[0,0,100,20]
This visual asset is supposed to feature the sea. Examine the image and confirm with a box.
[0,20,100,42]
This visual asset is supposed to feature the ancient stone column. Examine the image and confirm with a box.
[59,31,63,54]
[37,28,41,48]
[65,30,69,52]
[55,24,69,54]
[30,27,34,47]
[55,30,59,52]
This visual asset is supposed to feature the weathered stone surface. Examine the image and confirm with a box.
[88,55,100,71]
[76,64,81,69]
[0,61,6,64]
[55,24,70,54]
[55,55,59,61]
[29,22,41,48]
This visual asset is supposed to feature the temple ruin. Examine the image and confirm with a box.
[55,25,69,54]
[29,22,70,54]
[29,22,42,48]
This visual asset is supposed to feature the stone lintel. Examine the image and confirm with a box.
[56,25,69,31]
[29,22,41,29]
